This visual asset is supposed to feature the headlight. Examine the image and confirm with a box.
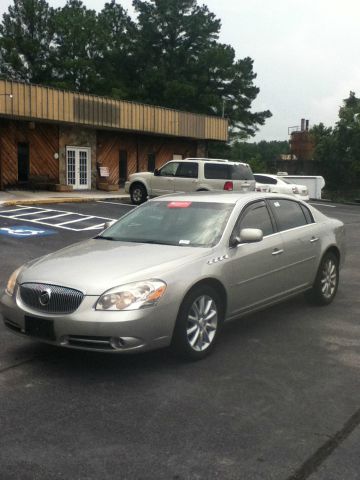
[96,280,167,311]
[6,266,23,296]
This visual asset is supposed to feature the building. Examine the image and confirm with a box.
[0,79,228,191]
[288,119,315,161]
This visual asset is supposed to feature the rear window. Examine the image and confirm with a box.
[204,163,254,180]
[254,174,277,185]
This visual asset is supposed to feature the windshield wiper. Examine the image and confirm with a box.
[94,235,116,241]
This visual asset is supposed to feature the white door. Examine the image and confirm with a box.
[66,147,91,190]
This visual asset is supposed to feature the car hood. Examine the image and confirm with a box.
[19,239,209,295]
[130,172,153,179]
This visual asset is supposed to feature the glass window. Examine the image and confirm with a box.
[176,162,198,178]
[204,163,229,179]
[159,162,179,177]
[100,201,234,248]
[269,199,307,231]
[301,204,314,224]
[254,174,277,185]
[205,163,254,180]
[229,164,254,180]
[238,201,274,237]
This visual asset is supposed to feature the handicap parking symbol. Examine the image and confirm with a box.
[0,225,57,238]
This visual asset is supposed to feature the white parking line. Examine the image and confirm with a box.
[10,209,49,218]
[34,213,70,221]
[0,205,115,232]
[0,206,32,214]
[56,216,95,226]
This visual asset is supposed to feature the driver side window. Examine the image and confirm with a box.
[159,162,179,177]
[237,201,275,237]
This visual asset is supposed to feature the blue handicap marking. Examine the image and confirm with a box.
[0,225,57,238]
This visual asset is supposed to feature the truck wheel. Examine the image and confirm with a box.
[130,183,147,205]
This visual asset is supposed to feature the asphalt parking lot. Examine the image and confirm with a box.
[0,199,359,480]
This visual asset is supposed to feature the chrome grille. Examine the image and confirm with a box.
[20,283,84,314]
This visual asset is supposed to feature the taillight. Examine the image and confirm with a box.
[224,181,233,191]
[292,186,299,194]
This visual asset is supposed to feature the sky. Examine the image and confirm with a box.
[0,0,359,141]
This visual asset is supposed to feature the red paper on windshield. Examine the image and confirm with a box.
[167,201,192,208]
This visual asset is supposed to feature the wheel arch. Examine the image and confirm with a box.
[181,278,227,316]
[312,245,341,286]
[322,245,341,264]
[130,180,148,193]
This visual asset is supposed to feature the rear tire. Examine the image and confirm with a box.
[171,285,223,360]
[306,252,339,305]
[130,183,147,205]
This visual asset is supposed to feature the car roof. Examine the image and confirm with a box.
[172,158,251,167]
[152,191,300,205]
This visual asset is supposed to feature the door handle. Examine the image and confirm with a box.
[310,237,319,243]
[272,248,284,256]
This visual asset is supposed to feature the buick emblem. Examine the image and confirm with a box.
[39,288,51,306]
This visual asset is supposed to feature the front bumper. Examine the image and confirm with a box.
[124,181,130,194]
[0,288,176,353]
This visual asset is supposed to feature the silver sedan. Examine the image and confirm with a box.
[0,192,345,360]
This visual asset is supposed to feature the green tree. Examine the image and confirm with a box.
[311,92,360,191]
[132,0,271,138]
[0,0,56,83]
[336,92,360,176]
[96,1,136,98]
[52,0,99,91]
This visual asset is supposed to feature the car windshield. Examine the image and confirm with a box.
[98,200,234,247]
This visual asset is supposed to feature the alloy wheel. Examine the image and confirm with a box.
[321,257,337,299]
[186,294,218,352]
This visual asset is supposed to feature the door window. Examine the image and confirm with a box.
[204,163,228,179]
[237,201,274,237]
[159,162,179,177]
[66,147,90,189]
[67,149,76,186]
[268,199,308,231]
[79,151,88,186]
[176,162,198,178]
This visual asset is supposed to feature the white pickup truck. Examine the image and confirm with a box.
[125,158,255,204]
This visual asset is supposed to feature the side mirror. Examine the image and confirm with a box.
[239,228,263,243]
[103,220,116,230]
[154,168,160,176]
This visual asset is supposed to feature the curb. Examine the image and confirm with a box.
[0,195,130,207]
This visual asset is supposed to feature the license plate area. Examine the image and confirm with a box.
[25,316,55,341]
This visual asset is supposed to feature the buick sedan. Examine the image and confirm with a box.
[0,192,345,360]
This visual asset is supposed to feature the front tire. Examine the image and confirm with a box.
[130,183,147,205]
[306,252,339,305]
[171,285,223,360]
